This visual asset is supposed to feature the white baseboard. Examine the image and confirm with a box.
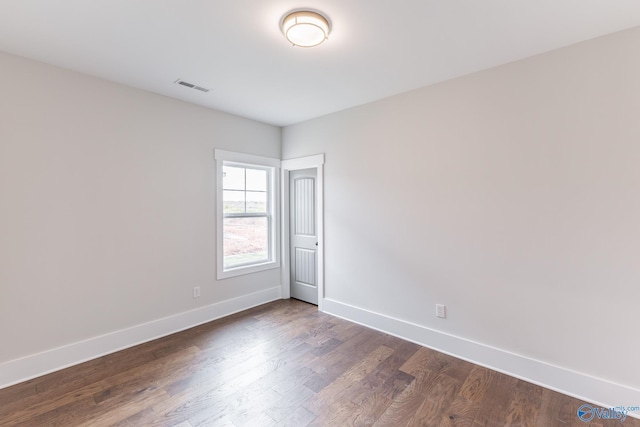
[0,286,282,390]
[322,298,640,419]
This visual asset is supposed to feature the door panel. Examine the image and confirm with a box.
[294,248,316,286]
[290,169,318,304]
[294,177,315,236]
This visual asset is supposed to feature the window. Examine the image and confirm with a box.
[222,165,270,268]
[215,150,280,279]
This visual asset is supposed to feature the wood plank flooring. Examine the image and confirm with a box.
[0,299,636,426]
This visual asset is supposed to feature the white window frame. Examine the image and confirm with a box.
[215,149,280,280]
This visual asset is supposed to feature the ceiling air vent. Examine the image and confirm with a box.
[174,79,211,93]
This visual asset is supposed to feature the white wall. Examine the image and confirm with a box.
[0,51,281,369]
[283,26,640,395]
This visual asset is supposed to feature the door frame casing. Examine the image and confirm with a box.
[281,154,325,310]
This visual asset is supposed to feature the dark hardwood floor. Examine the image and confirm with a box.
[0,299,635,426]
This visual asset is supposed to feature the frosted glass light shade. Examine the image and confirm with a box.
[282,11,330,47]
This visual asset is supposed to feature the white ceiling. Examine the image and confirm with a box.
[1,1,640,126]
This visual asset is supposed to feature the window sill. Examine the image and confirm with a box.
[217,260,280,280]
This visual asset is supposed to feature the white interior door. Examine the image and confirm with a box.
[290,168,318,305]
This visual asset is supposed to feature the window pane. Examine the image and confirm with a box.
[223,166,245,191]
[246,191,267,213]
[223,190,245,214]
[223,217,269,268]
[246,168,267,191]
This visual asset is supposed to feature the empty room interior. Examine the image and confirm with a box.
[1,1,640,425]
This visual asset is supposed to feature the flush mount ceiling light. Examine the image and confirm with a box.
[281,10,331,47]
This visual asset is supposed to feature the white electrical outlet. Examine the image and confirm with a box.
[193,286,201,298]
[436,304,446,318]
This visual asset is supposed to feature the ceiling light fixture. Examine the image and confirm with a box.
[281,10,331,47]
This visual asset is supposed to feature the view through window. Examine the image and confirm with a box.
[222,165,271,269]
